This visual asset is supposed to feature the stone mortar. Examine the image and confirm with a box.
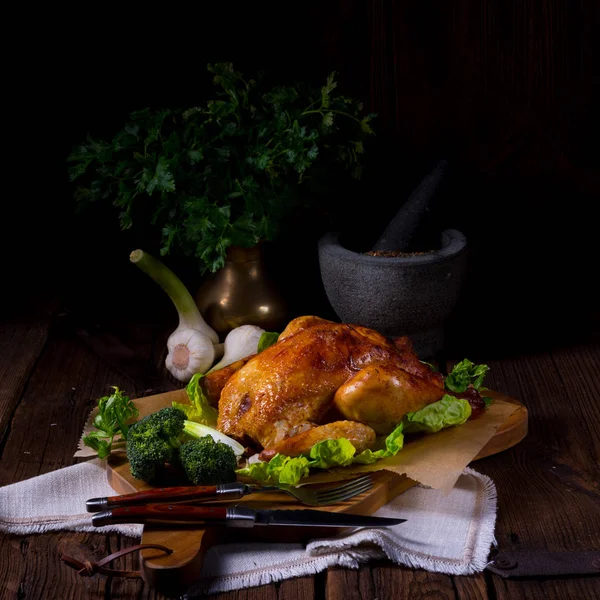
[318,229,468,357]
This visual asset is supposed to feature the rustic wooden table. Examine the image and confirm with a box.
[1,301,599,600]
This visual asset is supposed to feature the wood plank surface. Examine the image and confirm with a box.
[327,563,459,600]
[453,573,489,599]
[460,344,600,600]
[0,333,168,600]
[0,322,49,449]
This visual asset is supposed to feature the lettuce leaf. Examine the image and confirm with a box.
[258,331,279,353]
[238,459,270,483]
[237,454,311,485]
[237,423,405,485]
[237,359,487,487]
[238,393,474,485]
[354,422,405,464]
[402,394,471,433]
[279,456,311,485]
[309,438,356,469]
[172,373,218,427]
[445,359,489,393]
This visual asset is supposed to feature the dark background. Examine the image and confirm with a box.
[6,0,599,358]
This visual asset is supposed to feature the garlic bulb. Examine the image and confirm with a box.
[165,328,216,382]
[207,324,265,373]
[130,249,221,382]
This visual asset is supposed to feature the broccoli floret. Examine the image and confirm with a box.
[126,407,186,483]
[179,436,237,485]
[126,406,240,485]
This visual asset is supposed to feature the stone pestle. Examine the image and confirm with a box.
[372,159,449,252]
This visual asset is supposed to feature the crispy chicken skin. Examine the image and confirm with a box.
[277,315,333,342]
[217,316,444,453]
[334,363,443,434]
[200,356,254,406]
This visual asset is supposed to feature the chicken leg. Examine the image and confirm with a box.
[259,420,376,461]
[333,363,445,435]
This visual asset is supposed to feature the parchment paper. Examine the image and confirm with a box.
[74,390,520,492]
[296,397,517,492]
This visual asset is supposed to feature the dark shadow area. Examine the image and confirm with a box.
[3,1,598,361]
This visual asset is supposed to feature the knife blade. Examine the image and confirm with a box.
[252,508,406,528]
[91,503,406,529]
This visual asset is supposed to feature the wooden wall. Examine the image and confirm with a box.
[311,0,600,354]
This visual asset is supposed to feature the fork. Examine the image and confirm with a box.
[86,475,373,512]
[259,474,373,506]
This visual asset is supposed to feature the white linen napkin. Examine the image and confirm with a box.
[0,459,497,596]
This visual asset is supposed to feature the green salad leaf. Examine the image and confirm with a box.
[279,456,312,485]
[258,331,279,353]
[403,394,471,434]
[237,423,406,485]
[445,359,489,393]
[239,454,311,486]
[353,423,405,464]
[237,393,474,485]
[172,373,218,427]
[83,387,139,459]
[309,438,357,468]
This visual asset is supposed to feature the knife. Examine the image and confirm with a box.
[91,503,407,529]
[86,482,272,512]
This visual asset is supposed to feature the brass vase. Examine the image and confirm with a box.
[194,244,288,340]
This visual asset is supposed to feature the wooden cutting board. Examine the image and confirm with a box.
[106,389,527,594]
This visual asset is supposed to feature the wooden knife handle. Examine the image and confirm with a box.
[106,485,219,507]
[92,504,228,527]
[87,483,247,512]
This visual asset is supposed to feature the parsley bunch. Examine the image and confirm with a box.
[68,63,375,273]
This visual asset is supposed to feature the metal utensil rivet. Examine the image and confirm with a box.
[495,557,517,569]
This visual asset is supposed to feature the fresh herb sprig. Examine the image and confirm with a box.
[68,63,375,273]
[83,387,139,458]
[445,359,493,406]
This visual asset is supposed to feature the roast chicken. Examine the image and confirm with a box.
[201,316,446,460]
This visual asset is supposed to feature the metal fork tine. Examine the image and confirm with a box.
[330,481,373,502]
[323,477,373,499]
[319,480,373,503]
[315,483,373,506]
[321,476,372,494]
[315,481,371,502]
[317,475,371,494]
[313,475,371,499]
[314,476,373,502]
